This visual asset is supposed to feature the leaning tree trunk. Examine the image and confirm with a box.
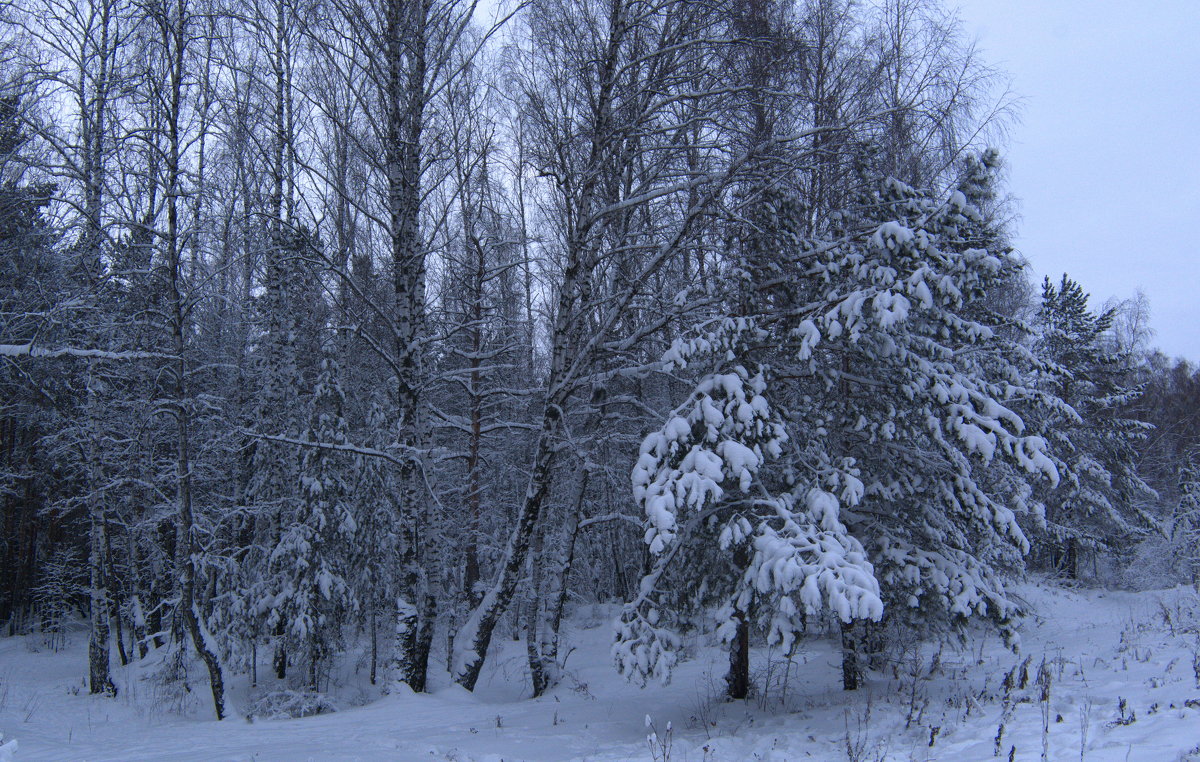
[524,523,550,698]
[544,467,591,672]
[160,0,230,719]
[170,265,230,721]
[451,233,591,689]
[452,393,568,691]
[525,463,592,695]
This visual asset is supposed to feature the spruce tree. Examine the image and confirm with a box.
[616,153,1062,692]
[1174,452,1200,590]
[1033,274,1157,578]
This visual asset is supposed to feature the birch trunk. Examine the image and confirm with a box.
[158,0,230,719]
[452,256,581,689]
[87,499,116,695]
[383,0,432,693]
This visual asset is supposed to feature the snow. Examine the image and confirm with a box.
[872,221,915,252]
[4,582,1200,760]
[0,344,176,360]
[632,367,786,556]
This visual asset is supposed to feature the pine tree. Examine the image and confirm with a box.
[267,355,358,691]
[1175,452,1200,590]
[617,154,1063,692]
[792,169,1059,683]
[348,395,399,687]
[1033,274,1157,578]
[615,347,883,690]
[0,92,64,635]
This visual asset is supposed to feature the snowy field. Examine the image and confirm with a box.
[3,581,1200,761]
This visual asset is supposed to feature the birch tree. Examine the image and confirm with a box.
[302,0,504,692]
[452,0,756,691]
[140,0,231,718]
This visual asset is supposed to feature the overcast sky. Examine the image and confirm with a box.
[954,1,1200,361]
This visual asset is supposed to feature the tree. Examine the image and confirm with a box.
[450,0,758,692]
[1033,274,1157,579]
[616,349,883,691]
[138,0,232,719]
[274,355,358,690]
[0,88,62,637]
[1176,452,1200,590]
[11,0,139,691]
[618,155,1062,693]
[1,0,1187,722]
[300,0,496,693]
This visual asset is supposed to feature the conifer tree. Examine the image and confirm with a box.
[618,154,1063,692]
[1174,452,1200,590]
[1033,274,1157,578]
[275,355,358,690]
[0,92,63,636]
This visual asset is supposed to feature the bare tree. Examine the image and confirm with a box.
[300,0,512,692]
[139,0,232,719]
[451,0,759,691]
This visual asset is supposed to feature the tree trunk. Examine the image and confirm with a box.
[413,594,437,692]
[369,608,378,686]
[389,595,419,691]
[87,506,116,696]
[162,0,229,719]
[542,465,591,676]
[85,367,116,696]
[725,544,752,701]
[130,594,148,659]
[724,604,750,700]
[148,597,164,650]
[112,605,129,668]
[524,525,549,698]
[451,188,591,690]
[451,399,565,691]
[383,0,432,694]
[840,620,863,691]
[274,642,287,680]
[104,522,128,667]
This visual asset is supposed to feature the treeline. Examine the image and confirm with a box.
[0,0,1197,720]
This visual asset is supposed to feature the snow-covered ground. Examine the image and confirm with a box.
[3,581,1200,761]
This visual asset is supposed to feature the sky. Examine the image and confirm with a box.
[954,0,1200,361]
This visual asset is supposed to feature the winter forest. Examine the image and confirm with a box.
[1,0,1199,758]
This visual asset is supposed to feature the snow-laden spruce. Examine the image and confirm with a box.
[617,156,1066,691]
[1030,274,1158,578]
[1175,454,1200,589]
[615,359,883,686]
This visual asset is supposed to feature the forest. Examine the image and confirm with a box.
[1,0,1199,754]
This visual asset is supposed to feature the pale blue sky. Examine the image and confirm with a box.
[956,0,1200,361]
